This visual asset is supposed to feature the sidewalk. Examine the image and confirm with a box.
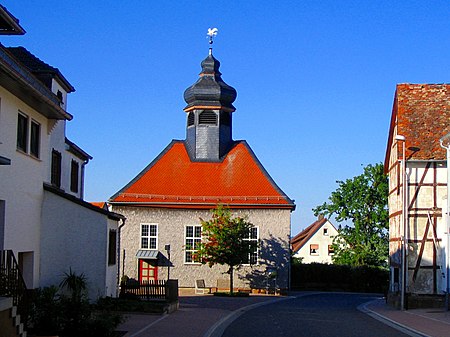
[362,298,450,337]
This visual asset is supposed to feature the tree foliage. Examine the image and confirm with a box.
[196,205,255,293]
[313,163,389,267]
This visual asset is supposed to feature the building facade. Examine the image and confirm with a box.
[385,83,450,308]
[291,217,338,264]
[109,48,295,291]
[0,6,121,299]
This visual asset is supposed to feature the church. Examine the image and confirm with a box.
[109,42,295,292]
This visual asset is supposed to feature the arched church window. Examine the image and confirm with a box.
[199,110,217,125]
[187,112,195,127]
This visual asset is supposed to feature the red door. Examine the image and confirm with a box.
[139,259,158,283]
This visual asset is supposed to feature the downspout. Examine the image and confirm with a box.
[80,160,88,199]
[396,135,407,310]
[440,134,450,311]
[117,216,126,297]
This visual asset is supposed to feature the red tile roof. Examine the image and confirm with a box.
[90,202,107,210]
[291,217,328,253]
[385,84,450,169]
[109,140,295,209]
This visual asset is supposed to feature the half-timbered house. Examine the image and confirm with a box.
[385,83,450,308]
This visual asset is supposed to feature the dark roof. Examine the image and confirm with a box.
[291,217,329,253]
[385,84,450,170]
[6,46,75,92]
[65,138,92,162]
[183,51,237,112]
[0,44,72,120]
[0,5,25,35]
[109,140,295,210]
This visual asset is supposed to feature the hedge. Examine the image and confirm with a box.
[291,263,388,294]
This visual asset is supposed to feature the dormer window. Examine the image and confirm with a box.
[56,90,64,107]
[187,112,195,127]
[199,110,217,125]
[56,90,63,102]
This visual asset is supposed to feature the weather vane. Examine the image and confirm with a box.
[207,28,218,54]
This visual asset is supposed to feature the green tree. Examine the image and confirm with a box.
[196,205,255,294]
[313,163,389,267]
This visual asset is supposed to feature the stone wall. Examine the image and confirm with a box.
[114,206,291,290]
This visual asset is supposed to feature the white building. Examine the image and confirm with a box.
[0,6,121,300]
[291,217,338,264]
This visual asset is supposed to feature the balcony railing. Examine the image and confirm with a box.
[0,250,29,320]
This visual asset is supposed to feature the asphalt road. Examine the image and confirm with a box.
[222,293,410,337]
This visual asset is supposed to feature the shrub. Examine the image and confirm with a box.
[291,263,388,293]
[27,270,123,337]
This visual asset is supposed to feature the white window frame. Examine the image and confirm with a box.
[184,225,202,264]
[140,223,158,250]
[243,226,259,265]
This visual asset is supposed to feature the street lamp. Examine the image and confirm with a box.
[440,133,450,311]
[165,244,171,280]
[396,134,407,310]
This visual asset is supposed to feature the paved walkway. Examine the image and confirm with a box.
[117,293,450,337]
[362,298,450,337]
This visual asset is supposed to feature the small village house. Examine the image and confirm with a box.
[0,5,122,303]
[109,47,295,292]
[291,217,338,264]
[385,83,450,308]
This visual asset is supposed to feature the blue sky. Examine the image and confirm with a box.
[2,1,450,235]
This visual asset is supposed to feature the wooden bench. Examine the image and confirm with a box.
[195,279,211,294]
[216,278,229,292]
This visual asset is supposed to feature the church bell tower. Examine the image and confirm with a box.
[183,30,237,161]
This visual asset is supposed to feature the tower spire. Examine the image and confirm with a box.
[207,27,218,55]
[183,30,237,161]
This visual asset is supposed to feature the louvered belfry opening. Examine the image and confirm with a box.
[183,50,237,161]
[199,110,217,125]
[187,112,195,127]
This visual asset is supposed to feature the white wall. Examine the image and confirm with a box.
[294,220,338,264]
[0,86,51,287]
[41,189,118,300]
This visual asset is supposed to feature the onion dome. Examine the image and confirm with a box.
[183,51,237,112]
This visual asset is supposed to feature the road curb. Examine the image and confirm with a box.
[358,300,429,337]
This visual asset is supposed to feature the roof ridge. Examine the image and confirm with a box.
[7,46,57,72]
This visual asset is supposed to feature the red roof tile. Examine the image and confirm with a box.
[90,202,106,210]
[385,84,450,168]
[110,140,295,209]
